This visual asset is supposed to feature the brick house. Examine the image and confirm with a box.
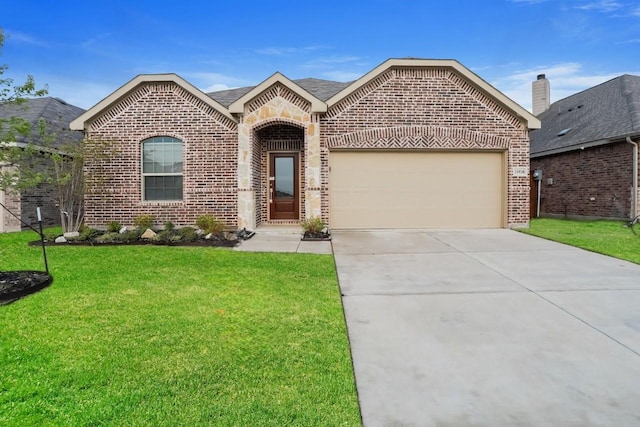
[530,74,640,220]
[70,58,539,230]
[0,97,85,232]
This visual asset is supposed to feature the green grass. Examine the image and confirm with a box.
[0,230,360,426]
[521,218,640,265]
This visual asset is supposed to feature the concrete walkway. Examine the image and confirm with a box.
[333,229,640,426]
[234,225,332,254]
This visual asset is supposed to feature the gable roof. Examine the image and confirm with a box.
[228,72,329,114]
[326,58,541,129]
[70,58,540,132]
[0,97,85,144]
[530,74,640,157]
[70,74,235,131]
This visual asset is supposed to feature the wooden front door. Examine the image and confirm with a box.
[269,153,299,220]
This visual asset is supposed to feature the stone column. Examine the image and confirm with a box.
[304,116,322,219]
[237,118,255,230]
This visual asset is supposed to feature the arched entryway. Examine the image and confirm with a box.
[253,123,305,226]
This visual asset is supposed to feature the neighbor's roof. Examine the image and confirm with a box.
[0,97,85,144]
[530,74,640,157]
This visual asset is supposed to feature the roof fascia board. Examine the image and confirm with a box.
[530,135,640,158]
[326,58,541,130]
[228,72,327,114]
[70,74,235,130]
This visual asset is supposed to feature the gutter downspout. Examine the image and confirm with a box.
[627,136,639,219]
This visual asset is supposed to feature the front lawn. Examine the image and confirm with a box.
[521,218,640,265]
[0,230,360,426]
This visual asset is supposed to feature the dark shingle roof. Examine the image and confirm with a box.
[530,74,640,156]
[0,97,86,144]
[207,78,352,108]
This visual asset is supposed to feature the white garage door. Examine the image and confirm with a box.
[329,151,504,229]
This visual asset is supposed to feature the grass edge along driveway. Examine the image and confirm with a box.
[0,230,361,426]
[521,218,640,265]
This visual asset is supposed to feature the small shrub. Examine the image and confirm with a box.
[164,221,175,231]
[196,214,224,235]
[134,214,156,230]
[154,228,181,244]
[301,216,326,234]
[95,232,120,244]
[95,230,140,244]
[45,231,59,242]
[80,227,103,241]
[177,226,199,242]
[107,221,122,233]
[116,231,140,243]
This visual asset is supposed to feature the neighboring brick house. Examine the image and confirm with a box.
[71,58,539,230]
[530,74,640,220]
[0,97,85,232]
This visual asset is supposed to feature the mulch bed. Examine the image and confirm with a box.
[0,271,53,305]
[301,231,331,241]
[30,239,238,248]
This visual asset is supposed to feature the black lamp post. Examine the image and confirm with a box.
[36,207,49,275]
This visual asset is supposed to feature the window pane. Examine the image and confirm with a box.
[143,137,183,174]
[144,176,183,201]
[275,157,294,197]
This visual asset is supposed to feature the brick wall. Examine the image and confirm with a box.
[531,141,635,219]
[320,67,531,227]
[1,159,61,232]
[84,82,238,229]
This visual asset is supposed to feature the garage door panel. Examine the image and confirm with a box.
[330,152,503,229]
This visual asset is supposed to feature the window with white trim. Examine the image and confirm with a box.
[142,136,183,201]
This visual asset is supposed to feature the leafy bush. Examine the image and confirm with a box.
[301,216,326,234]
[95,231,140,244]
[106,221,122,233]
[133,214,156,230]
[95,232,120,244]
[196,214,224,235]
[164,221,175,231]
[80,227,103,241]
[177,226,199,242]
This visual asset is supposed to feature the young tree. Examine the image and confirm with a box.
[0,28,83,232]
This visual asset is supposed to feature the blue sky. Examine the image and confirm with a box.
[2,0,640,112]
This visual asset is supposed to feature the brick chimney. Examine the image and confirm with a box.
[532,74,550,116]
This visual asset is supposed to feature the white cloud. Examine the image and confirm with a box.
[510,0,551,3]
[80,33,113,49]
[489,62,638,112]
[183,72,250,93]
[320,70,362,82]
[575,0,623,12]
[44,78,116,110]
[3,29,48,47]
[254,46,328,56]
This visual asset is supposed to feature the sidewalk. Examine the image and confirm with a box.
[234,225,332,254]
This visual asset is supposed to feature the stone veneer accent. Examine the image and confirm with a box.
[236,83,320,230]
[78,62,534,230]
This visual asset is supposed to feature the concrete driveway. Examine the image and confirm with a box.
[332,229,640,426]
